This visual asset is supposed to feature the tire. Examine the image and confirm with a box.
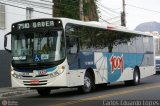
[156,71,160,74]
[125,68,140,86]
[78,71,93,93]
[132,69,140,85]
[37,88,51,96]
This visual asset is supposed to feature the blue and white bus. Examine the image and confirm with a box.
[4,18,155,96]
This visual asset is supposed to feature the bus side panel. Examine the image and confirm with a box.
[104,52,143,83]
[66,69,85,87]
[139,66,155,79]
[67,51,108,86]
[94,52,108,84]
[106,52,155,82]
[139,53,155,78]
[67,51,95,87]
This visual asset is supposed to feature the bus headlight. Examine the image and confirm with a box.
[57,66,65,74]
[49,66,65,78]
[11,70,14,75]
[12,73,22,79]
[11,70,22,79]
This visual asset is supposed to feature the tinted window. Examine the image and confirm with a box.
[156,60,160,64]
[143,36,150,53]
[136,36,144,53]
[128,34,136,53]
[149,37,154,53]
[65,24,147,54]
[117,32,129,53]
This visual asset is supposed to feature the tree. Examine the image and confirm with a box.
[83,0,98,21]
[53,0,99,21]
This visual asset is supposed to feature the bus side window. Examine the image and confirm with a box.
[66,36,79,64]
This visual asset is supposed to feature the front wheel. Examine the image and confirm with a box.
[37,88,51,96]
[78,72,93,93]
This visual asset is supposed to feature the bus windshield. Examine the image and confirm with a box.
[11,30,65,65]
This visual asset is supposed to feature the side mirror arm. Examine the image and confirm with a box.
[4,32,11,53]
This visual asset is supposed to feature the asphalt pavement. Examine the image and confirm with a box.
[0,73,160,106]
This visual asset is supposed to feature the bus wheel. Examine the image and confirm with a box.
[125,68,140,86]
[78,72,93,93]
[37,88,51,96]
[132,68,140,85]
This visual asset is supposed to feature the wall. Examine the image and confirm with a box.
[0,50,11,87]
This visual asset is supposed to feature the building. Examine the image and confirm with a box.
[0,0,53,87]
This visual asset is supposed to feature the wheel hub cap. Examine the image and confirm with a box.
[84,77,91,88]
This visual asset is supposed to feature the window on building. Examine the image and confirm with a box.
[0,3,5,29]
[26,7,33,20]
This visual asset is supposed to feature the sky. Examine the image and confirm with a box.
[99,0,160,30]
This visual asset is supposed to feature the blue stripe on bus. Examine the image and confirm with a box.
[46,66,57,72]
[69,52,144,83]
[15,66,57,73]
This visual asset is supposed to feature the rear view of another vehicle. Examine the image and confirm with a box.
[155,56,160,73]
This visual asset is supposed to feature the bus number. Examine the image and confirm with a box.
[110,55,124,73]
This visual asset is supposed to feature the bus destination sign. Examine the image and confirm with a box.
[12,19,62,30]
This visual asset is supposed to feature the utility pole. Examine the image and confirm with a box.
[79,0,84,21]
[121,0,126,26]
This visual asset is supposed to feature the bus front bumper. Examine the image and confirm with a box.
[11,72,68,88]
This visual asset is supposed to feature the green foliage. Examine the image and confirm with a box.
[53,0,99,21]
[54,0,80,20]
[83,1,90,16]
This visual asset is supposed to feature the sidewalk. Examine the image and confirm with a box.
[0,87,34,98]
[0,87,28,93]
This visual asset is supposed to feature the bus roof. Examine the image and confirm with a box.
[12,17,151,37]
[55,17,151,37]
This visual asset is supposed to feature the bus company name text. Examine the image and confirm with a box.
[17,21,54,30]
[110,55,124,73]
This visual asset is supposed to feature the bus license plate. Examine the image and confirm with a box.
[30,80,39,84]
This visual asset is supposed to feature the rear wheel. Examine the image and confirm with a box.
[78,72,93,93]
[125,68,140,86]
[156,71,160,74]
[37,88,51,96]
[132,68,140,85]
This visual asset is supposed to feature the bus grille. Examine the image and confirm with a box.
[23,80,47,86]
[22,74,48,78]
[21,74,49,80]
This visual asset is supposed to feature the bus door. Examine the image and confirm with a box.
[66,36,81,86]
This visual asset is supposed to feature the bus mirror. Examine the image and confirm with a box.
[4,32,11,52]
[4,36,7,47]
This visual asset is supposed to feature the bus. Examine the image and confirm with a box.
[4,18,155,96]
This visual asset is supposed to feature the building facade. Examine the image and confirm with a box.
[0,0,53,87]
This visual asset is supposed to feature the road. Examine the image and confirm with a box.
[0,73,160,106]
